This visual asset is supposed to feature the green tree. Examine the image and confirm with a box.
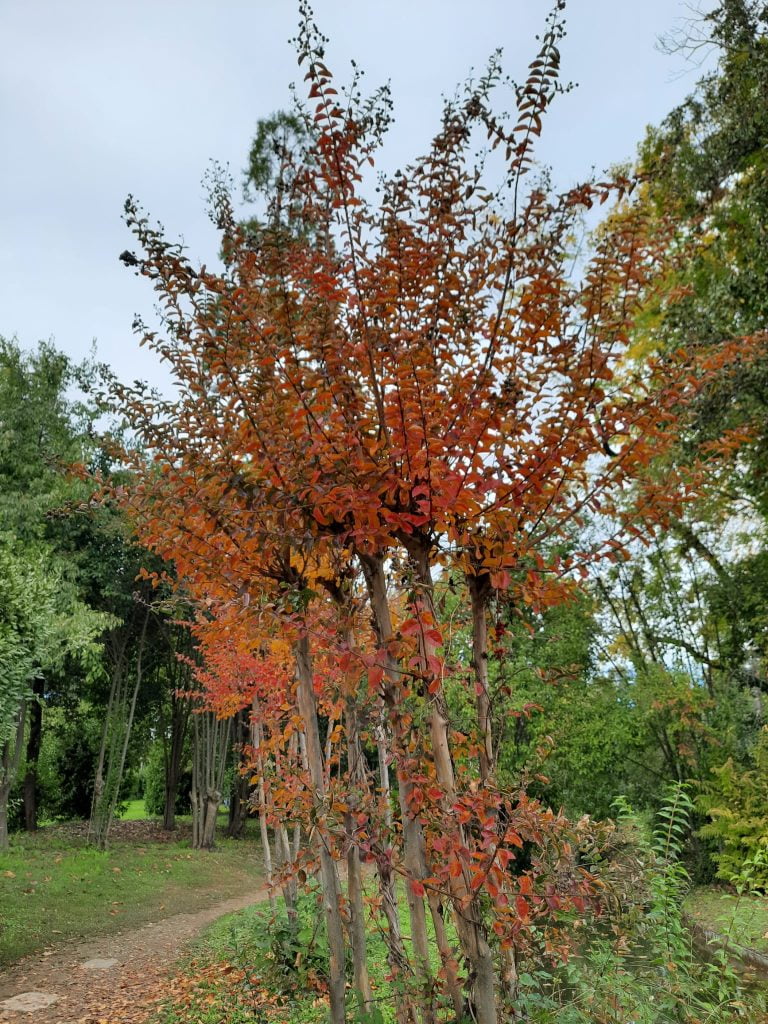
[0,536,106,846]
[586,1,768,880]
[0,338,163,838]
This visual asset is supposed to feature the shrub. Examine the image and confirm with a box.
[699,725,768,888]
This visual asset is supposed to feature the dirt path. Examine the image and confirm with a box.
[0,888,266,1024]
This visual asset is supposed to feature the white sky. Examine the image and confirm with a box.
[1,1,714,388]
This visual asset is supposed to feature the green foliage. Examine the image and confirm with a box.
[0,337,94,543]
[34,704,103,821]
[699,725,768,887]
[0,539,56,743]
[241,110,315,240]
[143,739,191,818]
[0,339,118,831]
[442,584,625,814]
[0,531,112,750]
[512,786,764,1022]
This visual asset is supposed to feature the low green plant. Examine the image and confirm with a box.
[698,726,768,888]
[511,785,765,1022]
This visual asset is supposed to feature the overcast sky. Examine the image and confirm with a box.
[1,1,714,388]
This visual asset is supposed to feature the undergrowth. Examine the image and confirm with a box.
[155,790,766,1023]
[511,785,766,1022]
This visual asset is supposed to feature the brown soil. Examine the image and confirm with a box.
[0,887,266,1024]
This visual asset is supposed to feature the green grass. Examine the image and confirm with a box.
[154,899,384,1024]
[120,798,150,820]
[154,881,448,1024]
[0,824,262,967]
[119,800,230,823]
[684,886,768,953]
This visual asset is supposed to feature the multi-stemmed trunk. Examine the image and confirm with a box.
[359,552,440,1024]
[89,610,150,850]
[294,632,347,1024]
[191,709,231,850]
[407,539,498,1024]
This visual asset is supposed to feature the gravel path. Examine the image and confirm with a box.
[0,888,266,1024]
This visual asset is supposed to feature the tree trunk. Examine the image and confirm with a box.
[359,551,437,1024]
[201,792,220,848]
[424,866,464,1022]
[373,717,417,1024]
[288,730,302,867]
[275,817,299,934]
[0,704,27,850]
[227,709,250,838]
[468,574,494,784]
[324,715,335,789]
[0,782,9,850]
[294,632,347,1024]
[408,540,498,1024]
[192,710,231,850]
[163,766,180,831]
[89,637,125,843]
[190,714,201,850]
[371,722,416,1024]
[292,729,305,864]
[162,682,190,831]
[89,607,151,851]
[251,702,278,918]
[102,610,149,841]
[345,702,373,1012]
[22,677,44,831]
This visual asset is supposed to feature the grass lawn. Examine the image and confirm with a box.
[119,798,230,826]
[0,822,262,967]
[685,886,768,953]
[120,798,150,820]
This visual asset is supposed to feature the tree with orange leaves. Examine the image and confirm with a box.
[108,4,760,1021]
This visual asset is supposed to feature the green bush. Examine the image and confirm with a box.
[698,725,768,887]
[513,785,764,1022]
[35,704,101,821]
